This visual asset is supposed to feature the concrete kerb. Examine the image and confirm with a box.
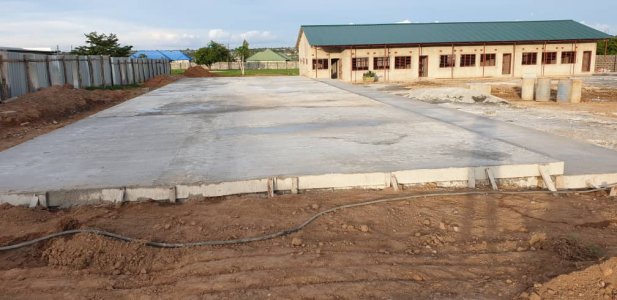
[1,162,565,207]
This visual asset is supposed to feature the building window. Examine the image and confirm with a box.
[352,57,369,71]
[562,51,576,64]
[460,54,476,67]
[312,59,328,70]
[542,52,557,64]
[480,54,496,66]
[394,56,411,69]
[373,57,390,69]
[522,52,538,65]
[439,55,455,68]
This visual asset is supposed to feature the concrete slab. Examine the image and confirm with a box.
[0,77,567,204]
[323,79,617,176]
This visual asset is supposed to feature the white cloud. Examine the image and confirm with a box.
[208,29,231,40]
[591,24,613,34]
[239,30,275,41]
[0,13,281,50]
[397,19,412,24]
[580,21,615,35]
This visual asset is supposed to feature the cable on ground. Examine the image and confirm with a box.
[1,185,615,251]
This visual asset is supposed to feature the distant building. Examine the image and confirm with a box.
[130,50,192,61]
[296,20,612,82]
[0,47,56,55]
[131,50,193,70]
[246,49,291,62]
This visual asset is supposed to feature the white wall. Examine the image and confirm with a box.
[297,37,598,82]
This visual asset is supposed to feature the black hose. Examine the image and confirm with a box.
[0,186,614,251]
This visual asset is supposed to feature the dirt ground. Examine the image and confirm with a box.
[1,188,617,299]
[0,75,180,151]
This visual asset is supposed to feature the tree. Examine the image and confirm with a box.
[194,41,231,68]
[71,32,133,57]
[235,40,250,75]
[597,37,617,55]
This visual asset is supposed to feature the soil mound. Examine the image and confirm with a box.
[0,85,132,125]
[42,233,164,274]
[183,66,217,78]
[525,257,617,299]
[142,75,179,88]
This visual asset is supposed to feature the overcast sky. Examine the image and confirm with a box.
[1,0,615,51]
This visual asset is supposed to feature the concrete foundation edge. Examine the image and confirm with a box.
[0,162,566,207]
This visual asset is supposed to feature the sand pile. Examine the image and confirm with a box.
[183,66,218,78]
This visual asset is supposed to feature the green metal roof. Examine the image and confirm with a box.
[246,49,289,61]
[300,20,612,47]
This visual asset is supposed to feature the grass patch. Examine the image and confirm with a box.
[85,84,141,91]
[212,69,299,77]
[171,69,186,75]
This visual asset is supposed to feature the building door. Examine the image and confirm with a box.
[502,53,512,75]
[582,51,592,72]
[419,56,428,77]
[331,59,339,79]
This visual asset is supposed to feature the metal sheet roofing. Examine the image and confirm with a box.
[300,20,612,47]
[246,49,290,61]
[130,50,192,61]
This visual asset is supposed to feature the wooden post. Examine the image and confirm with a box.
[23,54,34,92]
[0,54,9,100]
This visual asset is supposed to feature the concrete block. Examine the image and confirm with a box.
[291,177,299,194]
[29,195,38,208]
[557,79,573,103]
[467,168,476,189]
[556,173,617,189]
[521,77,535,101]
[169,186,177,203]
[571,79,582,103]
[390,173,400,191]
[535,78,551,102]
[538,165,557,192]
[298,172,390,190]
[485,168,498,190]
[177,179,269,198]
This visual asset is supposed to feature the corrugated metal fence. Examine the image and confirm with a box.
[0,51,171,101]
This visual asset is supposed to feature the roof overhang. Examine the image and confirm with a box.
[312,39,606,49]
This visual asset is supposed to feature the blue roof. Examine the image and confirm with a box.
[131,50,192,61]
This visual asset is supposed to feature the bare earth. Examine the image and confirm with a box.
[0,75,180,151]
[1,188,616,299]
